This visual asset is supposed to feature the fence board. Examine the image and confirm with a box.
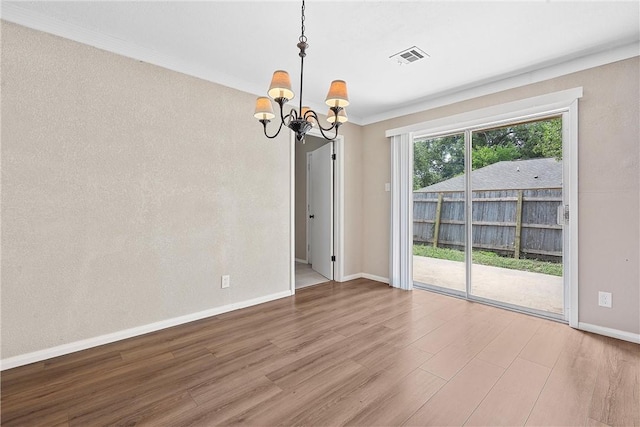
[413,188,563,261]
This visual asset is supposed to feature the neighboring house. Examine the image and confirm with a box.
[415,158,562,193]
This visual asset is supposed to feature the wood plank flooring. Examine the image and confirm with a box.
[1,279,638,426]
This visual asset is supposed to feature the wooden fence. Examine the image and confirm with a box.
[413,188,563,260]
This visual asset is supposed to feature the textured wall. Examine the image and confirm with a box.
[1,22,292,358]
[339,122,364,278]
[362,57,640,335]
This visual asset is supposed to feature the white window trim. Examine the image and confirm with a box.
[387,87,583,138]
[387,87,582,327]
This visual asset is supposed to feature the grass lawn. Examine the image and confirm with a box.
[413,245,563,277]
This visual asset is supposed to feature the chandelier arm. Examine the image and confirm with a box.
[261,120,285,139]
[276,98,290,124]
[264,100,297,139]
[286,109,296,122]
[320,126,338,141]
[317,124,340,141]
[316,121,338,132]
[306,110,340,134]
[277,99,297,128]
[302,109,316,123]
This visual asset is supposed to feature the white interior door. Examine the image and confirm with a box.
[309,142,334,280]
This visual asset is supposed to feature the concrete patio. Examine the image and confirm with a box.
[413,256,563,314]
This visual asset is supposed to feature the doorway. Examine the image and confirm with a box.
[293,133,343,290]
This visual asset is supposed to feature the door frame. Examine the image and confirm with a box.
[387,87,582,327]
[290,129,345,294]
[306,152,312,264]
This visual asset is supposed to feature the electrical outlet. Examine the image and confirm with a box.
[221,275,230,289]
[598,291,612,308]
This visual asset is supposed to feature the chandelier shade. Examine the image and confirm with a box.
[254,97,275,120]
[325,80,350,108]
[254,0,349,143]
[268,70,295,101]
[327,108,348,124]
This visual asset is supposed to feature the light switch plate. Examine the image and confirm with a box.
[598,291,611,308]
[221,275,230,289]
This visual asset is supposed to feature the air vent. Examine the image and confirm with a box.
[390,46,430,65]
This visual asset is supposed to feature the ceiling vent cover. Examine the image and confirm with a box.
[390,46,430,65]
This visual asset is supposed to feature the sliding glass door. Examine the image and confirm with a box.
[413,117,566,320]
[413,133,466,296]
[468,119,564,317]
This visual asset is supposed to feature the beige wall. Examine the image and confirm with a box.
[335,121,363,277]
[1,22,294,359]
[1,21,365,360]
[362,57,640,335]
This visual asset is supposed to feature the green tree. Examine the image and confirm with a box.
[472,117,562,161]
[471,145,520,170]
[413,134,464,190]
[530,118,563,159]
[414,117,563,190]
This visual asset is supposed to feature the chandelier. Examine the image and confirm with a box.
[253,0,349,143]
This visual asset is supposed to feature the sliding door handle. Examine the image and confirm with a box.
[557,205,569,225]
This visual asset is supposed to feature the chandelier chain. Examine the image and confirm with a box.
[299,0,307,43]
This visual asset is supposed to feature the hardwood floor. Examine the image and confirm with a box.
[1,279,638,426]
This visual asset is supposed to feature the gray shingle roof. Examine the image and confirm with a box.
[415,158,562,193]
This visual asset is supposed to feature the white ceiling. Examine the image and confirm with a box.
[4,1,639,125]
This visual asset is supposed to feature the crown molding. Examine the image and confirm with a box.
[1,3,636,127]
[0,4,365,125]
[363,41,639,125]
[0,4,293,119]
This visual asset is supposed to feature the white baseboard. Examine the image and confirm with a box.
[294,258,308,264]
[362,273,390,284]
[339,273,390,284]
[578,322,640,344]
[0,290,293,371]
